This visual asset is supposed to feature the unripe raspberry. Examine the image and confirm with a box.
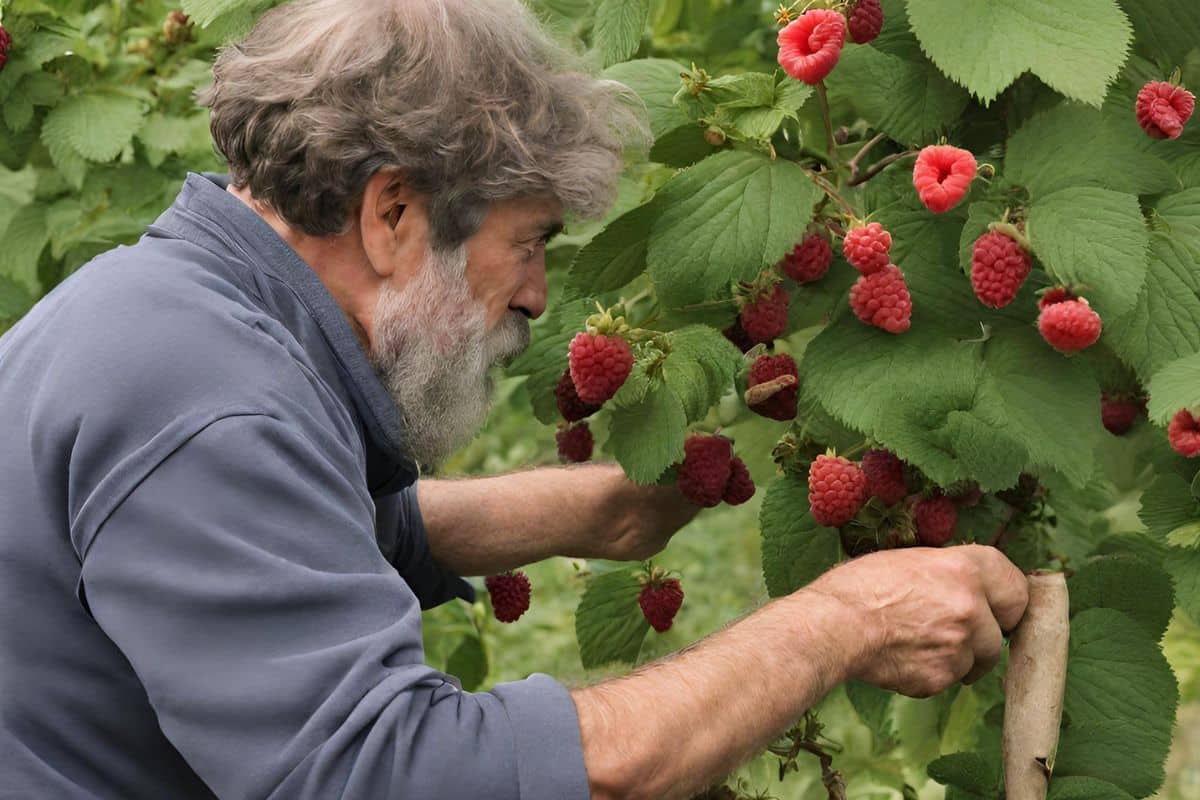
[780,233,833,284]
[162,10,192,45]
[849,264,912,334]
[739,282,790,344]
[842,222,892,275]
[677,434,733,507]
[568,332,633,405]
[0,25,11,72]
[1101,393,1140,436]
[554,367,600,422]
[808,454,868,527]
[847,0,884,44]
[1037,297,1102,354]
[556,422,593,463]
[971,230,1031,308]
[485,571,531,623]
[746,353,799,421]
[913,145,976,213]
[914,492,957,546]
[722,457,756,505]
[1136,81,1195,140]
[777,9,846,85]
[861,449,907,506]
[639,577,684,633]
[1168,409,1200,458]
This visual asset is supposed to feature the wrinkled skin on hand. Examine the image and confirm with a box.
[592,465,702,562]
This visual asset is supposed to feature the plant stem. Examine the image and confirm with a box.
[808,171,855,219]
[847,150,918,187]
[846,132,886,182]
[816,81,837,166]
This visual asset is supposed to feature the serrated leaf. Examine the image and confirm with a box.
[1067,555,1174,640]
[1166,546,1200,625]
[0,205,47,294]
[593,0,650,68]
[906,0,1132,107]
[1139,472,1200,542]
[563,200,658,301]
[1046,776,1135,800]
[647,150,820,305]
[845,681,894,741]
[648,124,717,168]
[1146,351,1200,423]
[1119,0,1200,65]
[445,634,488,692]
[1156,188,1200,247]
[42,93,146,163]
[575,567,649,668]
[1026,187,1148,319]
[1056,725,1157,797]
[603,58,689,139]
[758,474,841,597]
[606,378,686,483]
[926,752,997,796]
[706,72,776,109]
[660,325,742,422]
[40,113,88,189]
[181,0,248,27]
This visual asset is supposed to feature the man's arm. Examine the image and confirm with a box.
[415,463,699,576]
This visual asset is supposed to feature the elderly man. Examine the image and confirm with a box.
[0,0,1028,798]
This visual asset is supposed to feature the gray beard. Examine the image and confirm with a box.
[367,245,530,472]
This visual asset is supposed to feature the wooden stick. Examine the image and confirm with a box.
[1002,572,1070,800]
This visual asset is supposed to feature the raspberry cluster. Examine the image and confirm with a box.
[676,434,756,508]
[568,331,633,405]
[738,282,790,344]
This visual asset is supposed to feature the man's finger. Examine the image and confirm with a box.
[959,544,1030,633]
[963,615,1004,685]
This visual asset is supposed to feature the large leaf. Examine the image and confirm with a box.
[444,634,488,692]
[758,474,841,597]
[575,567,649,668]
[182,0,249,26]
[906,0,1132,107]
[927,752,998,797]
[41,93,146,163]
[1138,472,1200,541]
[1067,555,1174,640]
[845,681,895,741]
[563,200,658,300]
[1046,776,1135,800]
[0,275,34,321]
[659,325,742,422]
[0,204,47,295]
[1146,351,1200,423]
[1118,0,1200,65]
[593,0,650,68]
[1165,547,1200,625]
[603,58,690,139]
[605,378,687,483]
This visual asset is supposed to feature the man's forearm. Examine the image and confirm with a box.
[572,588,863,800]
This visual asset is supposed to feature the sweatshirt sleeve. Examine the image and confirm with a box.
[374,484,476,609]
[77,412,589,800]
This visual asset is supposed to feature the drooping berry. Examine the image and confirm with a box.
[849,263,912,334]
[861,449,907,506]
[777,9,847,85]
[639,577,685,633]
[722,320,755,353]
[846,0,884,44]
[556,422,594,463]
[913,145,977,214]
[1038,297,1102,354]
[0,25,11,72]
[1038,286,1074,310]
[1101,393,1141,436]
[971,230,1031,308]
[808,454,869,528]
[1136,81,1195,140]
[677,434,734,507]
[842,222,892,275]
[554,367,600,422]
[722,457,756,505]
[485,571,531,623]
[780,233,833,284]
[568,332,633,405]
[1168,409,1200,458]
[746,353,799,421]
[914,493,957,546]
[739,282,790,344]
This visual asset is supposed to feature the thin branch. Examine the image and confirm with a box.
[816,81,837,166]
[847,150,918,187]
[808,171,855,218]
[846,132,887,183]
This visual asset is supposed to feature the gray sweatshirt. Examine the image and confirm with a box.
[0,173,589,799]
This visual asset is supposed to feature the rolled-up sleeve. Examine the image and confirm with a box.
[77,412,589,800]
[375,484,476,609]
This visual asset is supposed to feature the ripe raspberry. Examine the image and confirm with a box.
[485,571,531,623]
[808,454,869,527]
[568,332,633,405]
[780,233,833,284]
[914,493,957,546]
[747,353,799,421]
[722,457,756,505]
[677,434,734,507]
[777,9,847,85]
[554,367,600,422]
[971,230,1031,308]
[1101,393,1140,436]
[849,263,912,334]
[1038,286,1074,310]
[1136,81,1195,140]
[1168,409,1200,457]
[846,0,884,44]
[842,222,892,275]
[861,449,907,506]
[639,577,684,633]
[1037,297,1102,354]
[722,320,755,353]
[913,145,977,214]
[739,282,790,344]
[0,25,10,72]
[556,422,593,463]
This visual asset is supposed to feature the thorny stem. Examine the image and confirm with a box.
[770,720,847,800]
[839,439,870,460]
[847,150,918,187]
[816,82,837,166]
[845,132,886,182]
[808,171,855,218]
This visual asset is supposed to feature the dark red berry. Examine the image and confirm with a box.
[555,367,600,422]
[722,457,756,505]
[861,449,907,506]
[556,423,594,463]
[914,493,957,546]
[485,571,531,623]
[639,578,684,633]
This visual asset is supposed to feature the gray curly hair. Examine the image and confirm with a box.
[198,0,647,249]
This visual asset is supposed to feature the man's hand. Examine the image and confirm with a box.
[587,465,700,562]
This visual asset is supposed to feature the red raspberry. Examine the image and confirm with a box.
[739,282,790,344]
[777,9,847,85]
[746,353,799,421]
[1101,393,1141,436]
[485,571,531,623]
[722,457,756,505]
[971,230,1031,308]
[914,492,957,546]
[554,367,600,422]
[677,434,733,507]
[1038,286,1074,310]
[1038,297,1102,354]
[808,454,868,527]
[913,145,977,214]
[861,449,907,506]
[1136,81,1195,140]
[0,25,10,72]
[722,320,755,353]
[847,0,884,44]
[639,577,684,633]
[842,222,892,275]
[1168,409,1200,457]
[556,422,593,463]
[568,332,633,405]
[849,263,912,334]
[780,233,833,283]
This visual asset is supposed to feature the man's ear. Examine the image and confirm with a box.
[358,168,424,279]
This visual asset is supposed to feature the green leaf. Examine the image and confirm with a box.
[606,378,687,483]
[647,150,820,305]
[563,200,658,301]
[1056,725,1157,798]
[445,634,488,692]
[957,201,1006,275]
[845,681,894,741]
[1046,776,1135,800]
[1165,546,1200,625]
[575,567,649,668]
[603,58,689,140]
[181,0,249,27]
[1067,555,1174,640]
[758,474,841,597]
[0,274,34,321]
[706,72,776,109]
[660,325,742,422]
[926,752,998,796]
[1118,0,1200,65]
[906,0,1132,107]
[1139,472,1200,541]
[593,0,650,68]
[1156,188,1200,248]
[41,93,146,163]
[1026,187,1149,319]
[1146,351,1200,423]
[40,112,89,189]
[0,204,47,294]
